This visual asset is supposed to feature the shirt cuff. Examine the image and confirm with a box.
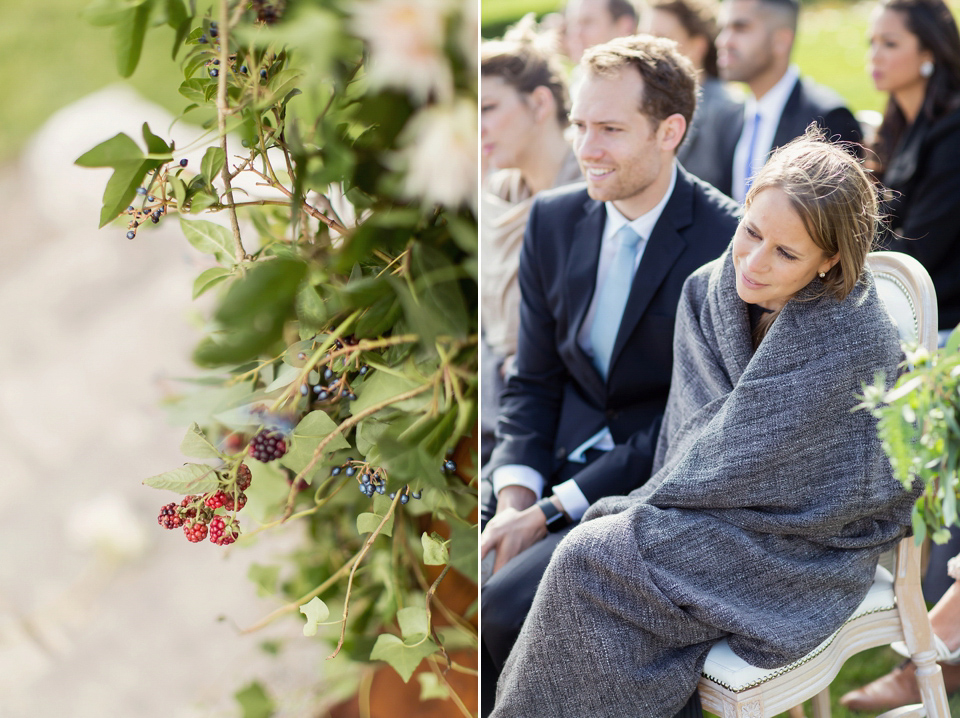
[552,479,590,522]
[492,465,545,501]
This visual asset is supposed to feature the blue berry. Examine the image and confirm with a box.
[376,485,385,494]
[389,492,396,499]
[213,59,220,65]
[147,195,155,202]
[240,65,248,74]
[317,390,328,401]
[400,494,409,504]
[331,467,342,476]
[361,473,371,484]
[323,367,333,380]
[443,459,457,473]
[179,159,188,167]
[260,69,267,79]
[126,230,136,239]
[359,365,369,375]
[127,205,135,212]
[345,466,356,477]
[210,68,219,78]
[136,187,147,195]
[299,384,309,396]
[411,490,422,499]
[348,393,357,401]
[151,213,161,224]
[199,34,208,43]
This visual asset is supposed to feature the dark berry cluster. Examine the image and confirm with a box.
[334,459,423,503]
[297,336,372,407]
[251,0,285,24]
[124,192,168,239]
[249,429,287,462]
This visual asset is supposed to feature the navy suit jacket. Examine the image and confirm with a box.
[707,77,862,198]
[487,165,740,505]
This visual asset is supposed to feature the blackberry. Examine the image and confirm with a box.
[180,495,200,519]
[183,519,208,543]
[209,516,239,546]
[223,491,247,511]
[157,503,183,529]
[249,429,287,462]
[236,463,252,491]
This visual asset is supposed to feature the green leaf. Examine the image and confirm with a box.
[181,218,235,265]
[264,363,302,393]
[295,284,328,334]
[294,411,350,450]
[357,511,394,537]
[396,606,428,641]
[299,597,330,636]
[418,673,450,701]
[180,422,221,458]
[141,122,171,155]
[143,463,219,494]
[421,531,449,566]
[179,78,208,103]
[350,369,429,417]
[193,266,233,298]
[201,146,226,185]
[449,520,479,584]
[82,0,149,26]
[244,460,291,524]
[370,633,437,683]
[946,325,960,354]
[75,132,144,167]
[234,681,275,718]
[113,1,152,77]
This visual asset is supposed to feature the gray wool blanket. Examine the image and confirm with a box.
[491,246,917,718]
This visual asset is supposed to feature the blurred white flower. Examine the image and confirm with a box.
[458,0,478,77]
[394,99,477,210]
[351,0,454,102]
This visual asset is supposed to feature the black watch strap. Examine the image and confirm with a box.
[537,497,570,533]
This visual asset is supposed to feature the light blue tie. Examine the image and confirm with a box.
[743,110,762,199]
[589,225,643,379]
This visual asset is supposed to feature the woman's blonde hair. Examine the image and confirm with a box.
[746,126,877,303]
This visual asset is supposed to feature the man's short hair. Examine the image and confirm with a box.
[608,0,641,23]
[754,0,799,33]
[582,34,698,135]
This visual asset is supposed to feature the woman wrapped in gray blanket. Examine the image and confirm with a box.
[489,131,918,718]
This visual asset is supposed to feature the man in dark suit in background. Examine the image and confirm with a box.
[706,0,862,201]
[479,35,740,716]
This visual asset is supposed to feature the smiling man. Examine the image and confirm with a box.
[479,34,740,717]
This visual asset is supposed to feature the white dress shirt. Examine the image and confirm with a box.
[492,163,678,520]
[731,66,800,204]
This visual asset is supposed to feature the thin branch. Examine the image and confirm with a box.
[248,166,348,235]
[328,492,402,659]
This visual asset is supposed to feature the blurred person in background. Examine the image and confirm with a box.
[644,0,740,188]
[841,0,960,709]
[703,0,862,201]
[565,0,641,64]
[480,17,582,465]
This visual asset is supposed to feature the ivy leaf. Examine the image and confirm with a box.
[299,597,330,636]
[234,681,275,718]
[421,531,449,566]
[143,463,219,494]
[141,122,171,156]
[417,673,449,702]
[180,422,221,458]
[193,266,233,298]
[370,634,437,683]
[201,146,226,185]
[396,606,428,641]
[449,520,479,583]
[357,511,394,537]
[181,218,235,265]
[75,132,144,166]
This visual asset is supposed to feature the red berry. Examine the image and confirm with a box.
[179,495,200,519]
[209,515,239,546]
[183,519,208,543]
[205,492,226,509]
[158,503,184,529]
[223,491,247,511]
[249,430,288,462]
[236,463,252,491]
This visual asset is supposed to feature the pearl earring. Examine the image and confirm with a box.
[921,60,935,78]
[819,271,826,278]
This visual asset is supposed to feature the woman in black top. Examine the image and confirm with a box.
[868,0,960,340]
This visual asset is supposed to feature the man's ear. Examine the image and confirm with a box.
[772,25,795,61]
[614,14,638,37]
[659,113,687,153]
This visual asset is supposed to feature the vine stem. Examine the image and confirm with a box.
[427,657,474,718]
[217,0,246,263]
[328,492,402,659]
[240,545,361,634]
[248,166,347,234]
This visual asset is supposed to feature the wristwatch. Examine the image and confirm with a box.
[537,497,571,533]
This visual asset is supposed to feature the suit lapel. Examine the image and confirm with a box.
[566,197,607,394]
[608,169,693,376]
[772,78,803,151]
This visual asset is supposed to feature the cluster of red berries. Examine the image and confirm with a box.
[156,463,251,545]
[249,429,287,462]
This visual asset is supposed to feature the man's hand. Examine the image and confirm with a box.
[481,485,548,575]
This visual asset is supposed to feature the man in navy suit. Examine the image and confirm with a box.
[479,35,740,716]
[705,0,862,200]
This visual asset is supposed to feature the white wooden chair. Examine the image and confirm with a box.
[697,251,950,718]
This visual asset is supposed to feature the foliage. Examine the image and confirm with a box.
[859,328,960,545]
[78,0,478,709]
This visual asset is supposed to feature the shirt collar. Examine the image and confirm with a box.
[603,162,678,240]
[745,65,799,120]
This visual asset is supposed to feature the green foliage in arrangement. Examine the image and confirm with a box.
[78,0,478,709]
[859,328,960,544]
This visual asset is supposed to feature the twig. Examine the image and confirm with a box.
[248,165,347,234]
[328,492,402,659]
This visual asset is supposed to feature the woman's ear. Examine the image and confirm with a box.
[819,254,841,275]
[529,85,557,124]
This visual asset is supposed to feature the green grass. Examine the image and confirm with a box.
[0,0,188,161]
